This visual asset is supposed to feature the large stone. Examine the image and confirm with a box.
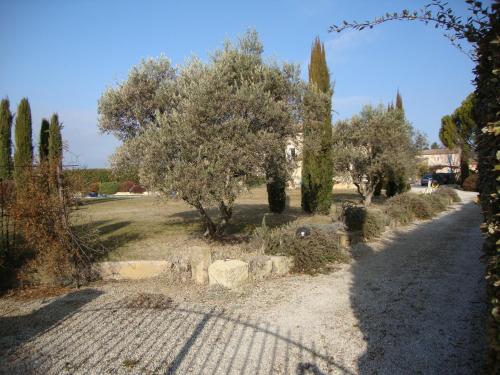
[189,246,212,285]
[270,256,294,275]
[208,259,249,289]
[97,261,171,280]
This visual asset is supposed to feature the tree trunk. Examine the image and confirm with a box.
[195,202,217,238]
[216,201,233,236]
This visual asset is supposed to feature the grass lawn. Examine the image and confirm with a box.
[74,186,364,261]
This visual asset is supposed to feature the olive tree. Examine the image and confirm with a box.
[111,33,301,238]
[332,105,416,206]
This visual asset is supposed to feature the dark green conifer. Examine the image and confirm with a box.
[301,37,333,213]
[48,113,63,165]
[13,98,33,186]
[39,118,50,162]
[0,99,13,179]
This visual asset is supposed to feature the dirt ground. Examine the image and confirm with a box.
[0,190,486,374]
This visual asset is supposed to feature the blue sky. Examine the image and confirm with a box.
[0,0,477,167]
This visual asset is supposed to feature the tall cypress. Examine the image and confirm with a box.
[0,99,13,180]
[39,118,50,162]
[48,113,63,164]
[395,89,404,112]
[301,37,333,213]
[13,98,33,186]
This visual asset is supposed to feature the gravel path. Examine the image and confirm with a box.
[0,191,486,374]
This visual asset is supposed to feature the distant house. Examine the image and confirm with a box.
[418,148,461,173]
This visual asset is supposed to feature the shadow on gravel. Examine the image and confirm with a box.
[0,289,103,357]
[1,299,354,374]
[349,202,487,374]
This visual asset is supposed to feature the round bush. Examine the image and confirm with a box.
[362,209,387,240]
[462,174,478,192]
[130,184,146,194]
[118,180,135,192]
[343,205,366,232]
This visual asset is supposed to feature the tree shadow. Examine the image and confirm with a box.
[0,296,355,374]
[72,220,144,259]
[349,202,487,374]
[0,289,103,358]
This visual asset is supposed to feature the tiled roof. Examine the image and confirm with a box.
[419,148,458,155]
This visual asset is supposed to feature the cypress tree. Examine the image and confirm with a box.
[301,37,333,213]
[0,99,13,180]
[39,118,50,162]
[395,89,404,112]
[48,113,63,164]
[13,98,33,186]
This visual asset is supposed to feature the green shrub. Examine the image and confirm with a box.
[343,205,366,231]
[250,219,348,274]
[408,194,435,219]
[427,194,448,212]
[434,187,461,203]
[384,203,414,226]
[362,209,387,240]
[98,181,119,195]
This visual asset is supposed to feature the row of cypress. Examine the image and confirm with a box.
[0,97,63,186]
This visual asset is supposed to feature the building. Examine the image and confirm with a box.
[417,148,461,173]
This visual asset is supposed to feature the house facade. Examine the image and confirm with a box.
[417,148,461,173]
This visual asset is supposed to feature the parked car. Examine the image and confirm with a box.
[420,173,434,186]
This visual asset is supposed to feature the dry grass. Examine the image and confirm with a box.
[74,186,360,261]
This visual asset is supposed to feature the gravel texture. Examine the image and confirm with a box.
[0,190,486,374]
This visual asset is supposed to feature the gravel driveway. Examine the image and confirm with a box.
[0,191,486,374]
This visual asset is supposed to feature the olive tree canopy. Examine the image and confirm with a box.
[110,31,304,237]
[332,105,417,206]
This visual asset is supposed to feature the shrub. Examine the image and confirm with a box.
[434,187,461,203]
[118,180,135,192]
[384,203,414,226]
[130,184,146,194]
[343,205,366,231]
[408,194,435,219]
[250,219,349,274]
[362,209,387,240]
[98,181,119,195]
[462,173,478,192]
[427,194,448,212]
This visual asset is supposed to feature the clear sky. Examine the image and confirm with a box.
[0,0,477,167]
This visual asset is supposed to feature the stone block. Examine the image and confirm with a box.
[97,261,171,280]
[208,259,249,289]
[189,246,212,285]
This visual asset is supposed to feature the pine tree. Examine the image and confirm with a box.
[39,118,50,162]
[0,99,13,180]
[301,37,333,213]
[13,98,33,186]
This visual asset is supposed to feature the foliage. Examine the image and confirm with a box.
[98,181,119,195]
[343,204,366,231]
[64,168,115,193]
[332,105,417,206]
[362,209,387,240]
[129,184,146,194]
[39,118,50,162]
[111,30,301,238]
[0,99,13,179]
[251,218,349,274]
[343,204,387,240]
[13,98,33,187]
[301,37,333,214]
[430,142,440,149]
[48,114,63,165]
[10,163,101,287]
[118,180,135,192]
[433,186,461,203]
[98,56,177,141]
[462,173,478,191]
[266,177,286,213]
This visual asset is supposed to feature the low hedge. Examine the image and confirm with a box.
[98,181,119,195]
[250,218,349,274]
